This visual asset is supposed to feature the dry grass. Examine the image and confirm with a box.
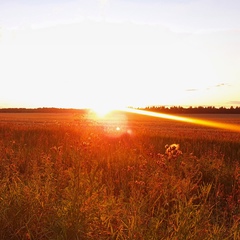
[0,112,239,239]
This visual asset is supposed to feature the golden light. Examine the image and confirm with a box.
[89,106,240,136]
[91,105,114,118]
[122,108,240,133]
[90,102,126,118]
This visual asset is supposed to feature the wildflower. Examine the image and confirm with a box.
[165,143,182,159]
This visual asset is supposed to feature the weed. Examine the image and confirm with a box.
[0,115,239,239]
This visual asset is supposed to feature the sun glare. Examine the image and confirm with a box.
[92,106,114,118]
[91,104,125,118]
[123,108,240,133]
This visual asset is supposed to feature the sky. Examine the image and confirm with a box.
[0,0,240,109]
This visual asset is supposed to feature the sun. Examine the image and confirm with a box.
[92,105,114,117]
[91,103,125,118]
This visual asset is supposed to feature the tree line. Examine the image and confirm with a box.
[0,106,240,114]
[141,106,240,114]
[0,108,87,114]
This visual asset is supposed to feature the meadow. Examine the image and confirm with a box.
[0,111,239,239]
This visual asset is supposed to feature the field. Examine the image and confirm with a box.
[0,111,239,239]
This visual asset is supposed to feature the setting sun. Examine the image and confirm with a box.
[91,105,114,118]
[90,103,125,118]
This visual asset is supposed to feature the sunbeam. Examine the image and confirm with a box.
[122,108,240,133]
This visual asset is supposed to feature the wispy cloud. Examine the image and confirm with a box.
[186,82,229,92]
[215,83,229,87]
[205,82,230,90]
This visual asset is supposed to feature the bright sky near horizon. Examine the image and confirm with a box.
[0,0,240,109]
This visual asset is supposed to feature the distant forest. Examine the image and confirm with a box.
[141,106,240,114]
[1,106,240,114]
[0,108,87,114]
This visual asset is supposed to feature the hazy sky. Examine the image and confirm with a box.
[0,0,240,109]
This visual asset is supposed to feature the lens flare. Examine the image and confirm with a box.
[122,108,240,133]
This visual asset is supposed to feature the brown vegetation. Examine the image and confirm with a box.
[0,112,239,239]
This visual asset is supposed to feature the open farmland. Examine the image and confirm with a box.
[0,111,239,239]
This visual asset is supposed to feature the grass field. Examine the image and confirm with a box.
[0,111,239,239]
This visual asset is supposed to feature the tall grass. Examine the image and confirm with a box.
[0,119,239,239]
